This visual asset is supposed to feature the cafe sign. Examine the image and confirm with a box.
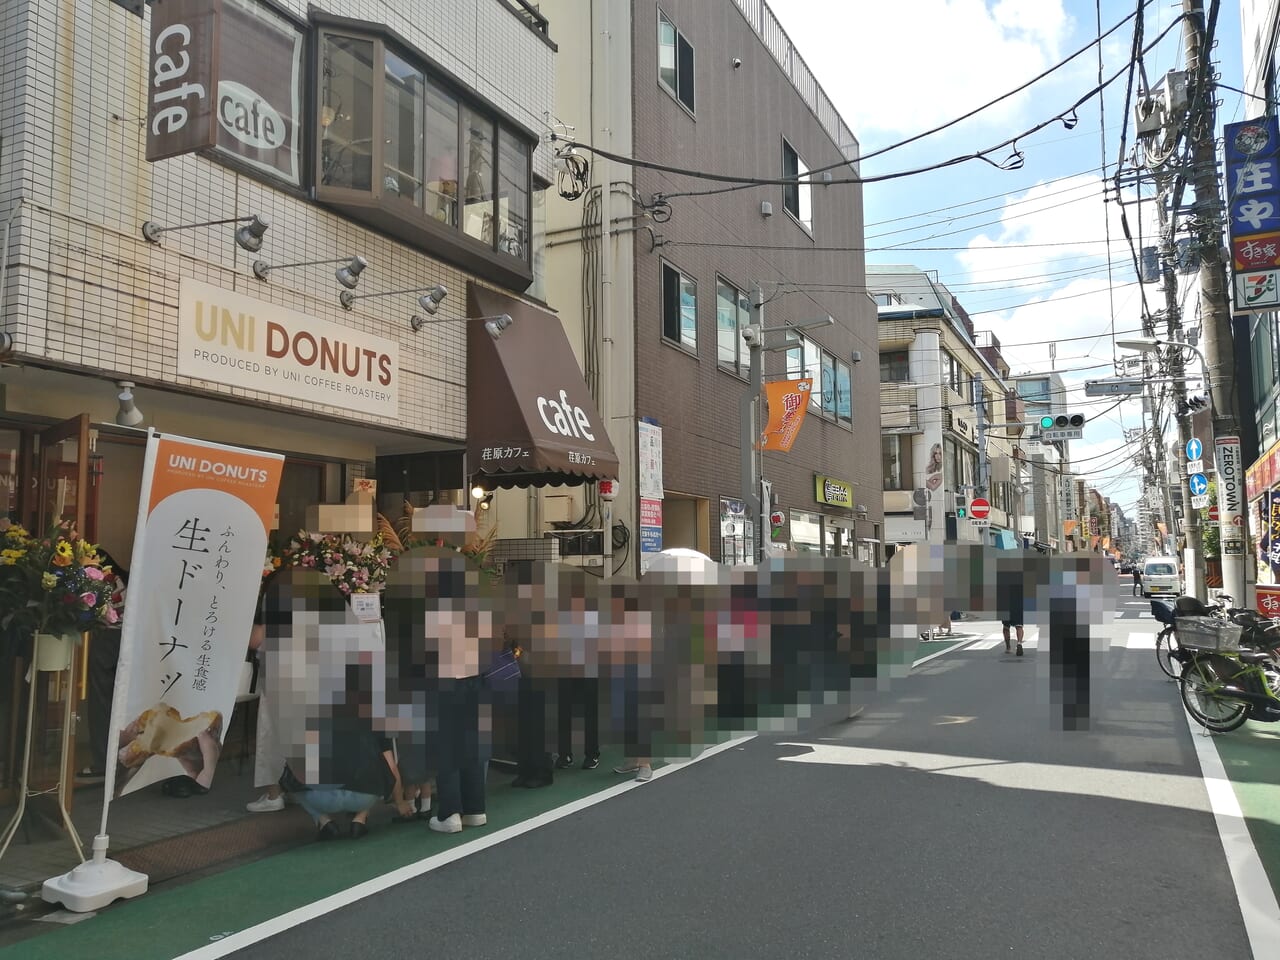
[177,278,400,419]
[146,0,303,185]
[815,474,853,508]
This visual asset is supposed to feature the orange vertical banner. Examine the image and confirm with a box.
[760,378,813,452]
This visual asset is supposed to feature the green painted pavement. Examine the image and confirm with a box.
[2,752,647,960]
[1211,720,1280,904]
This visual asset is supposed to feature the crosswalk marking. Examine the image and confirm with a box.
[1113,631,1156,650]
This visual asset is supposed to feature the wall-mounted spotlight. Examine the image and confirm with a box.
[115,381,144,427]
[470,484,494,510]
[141,214,269,252]
[253,255,368,289]
[410,312,513,340]
[340,282,448,313]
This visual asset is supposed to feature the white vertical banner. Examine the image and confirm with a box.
[104,432,283,800]
[1216,436,1245,550]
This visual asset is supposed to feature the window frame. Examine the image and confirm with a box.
[657,7,696,116]
[781,138,813,233]
[715,276,750,378]
[783,332,849,428]
[879,349,910,383]
[312,19,536,290]
[661,260,699,354]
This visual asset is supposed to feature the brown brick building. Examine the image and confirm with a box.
[541,0,882,571]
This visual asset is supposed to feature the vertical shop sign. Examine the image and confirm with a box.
[720,497,749,564]
[1269,490,1280,580]
[1216,436,1245,555]
[146,0,223,162]
[105,432,282,798]
[638,498,663,573]
[1224,116,1280,312]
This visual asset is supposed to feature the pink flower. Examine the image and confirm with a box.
[80,592,97,608]
[84,566,106,580]
[104,605,119,625]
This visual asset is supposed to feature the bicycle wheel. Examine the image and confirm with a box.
[1180,656,1249,732]
[1155,629,1180,680]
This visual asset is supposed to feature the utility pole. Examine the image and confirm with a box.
[740,285,765,564]
[1182,0,1245,602]
[1154,194,1206,598]
[974,373,989,500]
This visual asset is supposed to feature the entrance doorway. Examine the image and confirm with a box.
[662,494,710,555]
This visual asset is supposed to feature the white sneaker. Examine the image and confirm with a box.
[635,764,653,782]
[428,813,462,834]
[246,793,284,813]
[461,813,487,827]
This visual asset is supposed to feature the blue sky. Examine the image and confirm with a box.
[770,0,1249,520]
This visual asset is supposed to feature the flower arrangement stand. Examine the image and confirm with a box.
[0,632,86,865]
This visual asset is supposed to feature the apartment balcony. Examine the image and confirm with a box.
[1004,392,1026,437]
[880,382,922,433]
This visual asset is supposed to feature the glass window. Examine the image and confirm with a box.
[662,263,697,351]
[320,35,375,191]
[821,352,836,419]
[879,349,909,382]
[836,360,852,424]
[782,140,811,230]
[717,279,739,372]
[786,338,803,379]
[497,127,530,259]
[461,106,495,243]
[658,10,695,112]
[804,338,822,410]
[882,435,903,491]
[382,49,424,207]
[424,81,460,226]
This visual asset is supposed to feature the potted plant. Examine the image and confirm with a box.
[0,521,119,670]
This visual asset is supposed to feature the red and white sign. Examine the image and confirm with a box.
[1257,586,1280,619]
[1208,505,1219,523]
[969,497,991,520]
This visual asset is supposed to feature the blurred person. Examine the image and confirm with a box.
[557,590,601,771]
[82,549,128,781]
[282,722,396,841]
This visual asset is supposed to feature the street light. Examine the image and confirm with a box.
[1115,337,1214,405]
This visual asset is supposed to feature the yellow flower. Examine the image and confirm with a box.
[41,572,57,590]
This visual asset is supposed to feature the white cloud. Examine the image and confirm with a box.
[770,0,1076,137]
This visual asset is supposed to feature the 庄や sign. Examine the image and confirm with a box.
[814,474,853,508]
[177,278,400,419]
[1224,116,1280,314]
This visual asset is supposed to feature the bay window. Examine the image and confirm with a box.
[316,27,535,290]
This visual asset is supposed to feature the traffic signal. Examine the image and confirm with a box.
[1039,413,1086,430]
[954,492,967,518]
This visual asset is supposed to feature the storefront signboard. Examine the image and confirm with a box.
[1257,586,1280,619]
[1224,116,1280,314]
[1267,490,1280,579]
[146,0,222,162]
[1246,436,1280,501]
[639,498,663,573]
[177,278,400,419]
[105,431,283,799]
[814,474,853,508]
[146,0,303,184]
[638,420,664,501]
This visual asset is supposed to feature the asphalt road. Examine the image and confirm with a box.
[228,574,1254,960]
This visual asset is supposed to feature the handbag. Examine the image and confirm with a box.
[483,642,522,693]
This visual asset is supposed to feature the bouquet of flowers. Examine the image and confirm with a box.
[279,531,395,595]
[0,521,119,636]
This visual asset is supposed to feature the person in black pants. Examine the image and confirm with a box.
[1132,567,1143,597]
[84,552,128,780]
[556,677,600,769]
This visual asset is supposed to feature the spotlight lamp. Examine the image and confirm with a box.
[254,255,368,289]
[141,214,269,252]
[341,282,447,313]
[115,381,144,427]
[410,313,513,340]
[471,484,488,500]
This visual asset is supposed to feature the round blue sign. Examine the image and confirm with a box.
[1189,473,1209,496]
[1186,438,1202,461]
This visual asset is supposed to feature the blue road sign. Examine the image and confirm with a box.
[1186,438,1202,461]
[1189,473,1209,496]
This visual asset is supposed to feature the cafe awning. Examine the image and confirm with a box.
[467,283,620,489]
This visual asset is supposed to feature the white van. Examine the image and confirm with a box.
[1141,557,1182,597]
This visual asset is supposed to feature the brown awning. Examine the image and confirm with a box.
[467,283,619,489]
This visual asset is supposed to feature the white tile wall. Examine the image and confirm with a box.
[0,0,556,442]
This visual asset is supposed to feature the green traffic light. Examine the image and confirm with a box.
[1039,415,1055,429]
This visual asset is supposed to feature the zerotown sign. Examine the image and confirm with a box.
[177,278,400,419]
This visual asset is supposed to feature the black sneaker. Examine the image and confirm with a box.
[582,755,600,770]
[316,821,339,842]
[555,754,574,770]
[1016,643,1024,657]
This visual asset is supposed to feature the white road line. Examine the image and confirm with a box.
[1117,631,1156,650]
[1183,711,1280,958]
[173,733,757,960]
[912,635,982,664]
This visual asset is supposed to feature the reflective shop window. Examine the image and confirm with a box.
[790,511,823,553]
[425,82,460,226]
[321,36,375,191]
[497,129,530,259]
[383,50,424,207]
[462,106,495,244]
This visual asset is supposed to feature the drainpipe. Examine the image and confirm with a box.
[599,0,615,579]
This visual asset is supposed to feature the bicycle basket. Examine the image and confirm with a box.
[1176,616,1244,652]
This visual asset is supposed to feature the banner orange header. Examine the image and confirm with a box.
[760,378,813,452]
[150,436,284,534]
